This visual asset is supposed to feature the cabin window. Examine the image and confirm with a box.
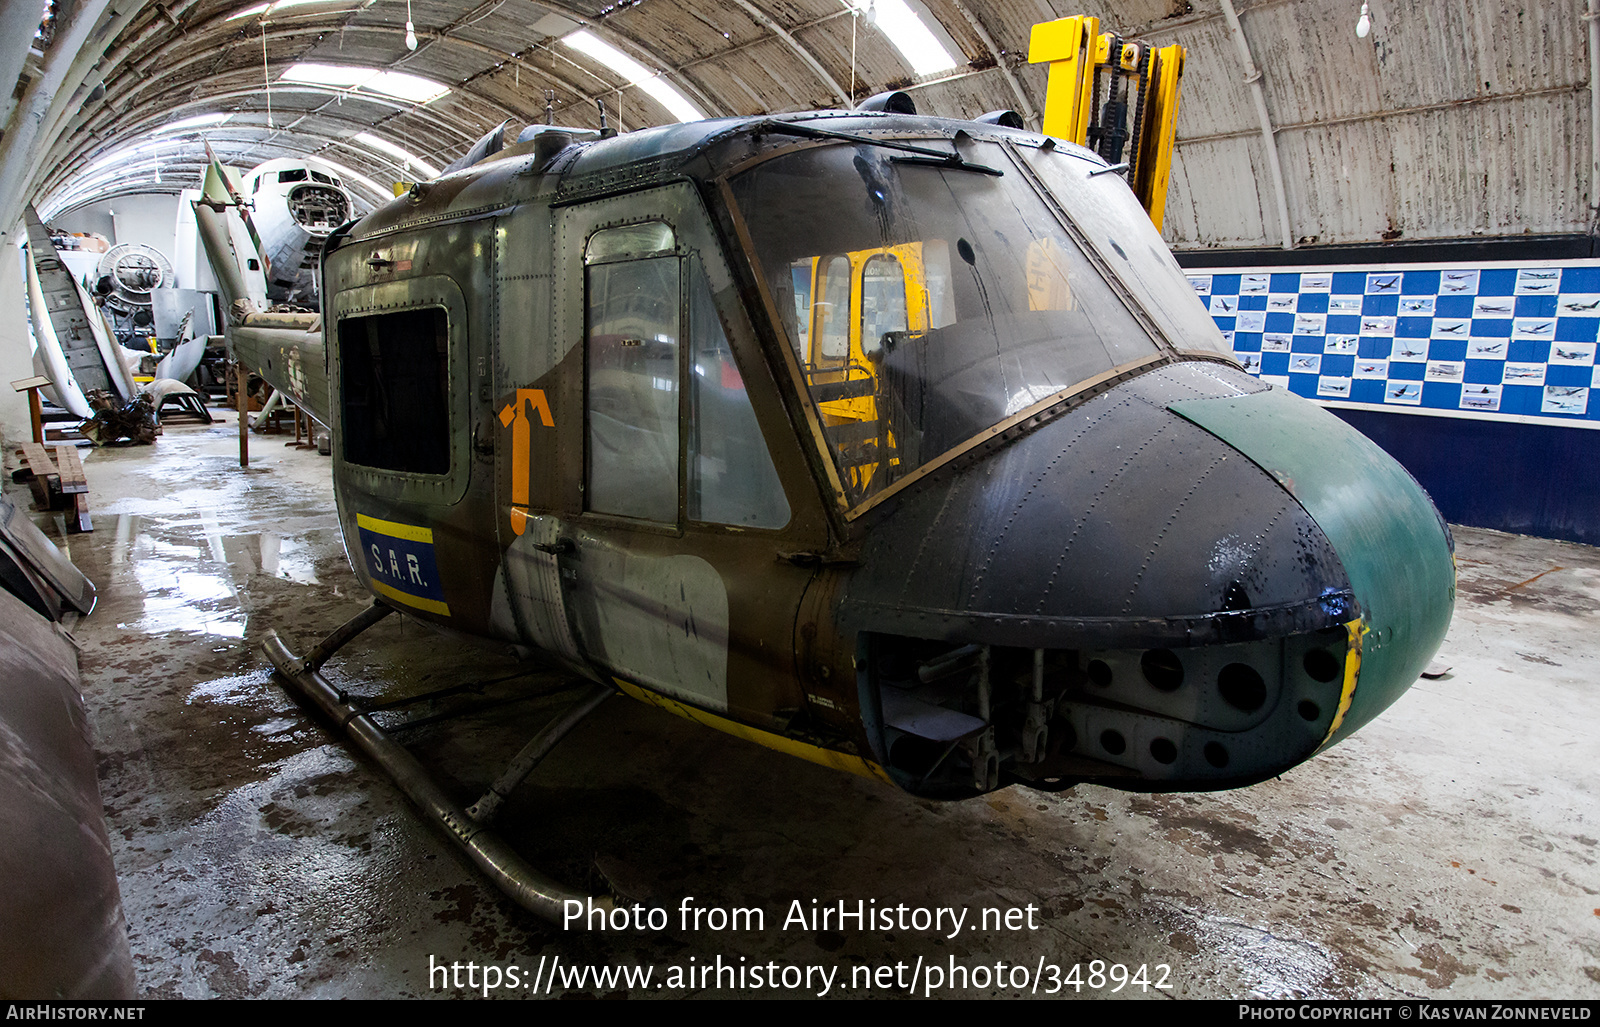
[688,261,789,529]
[585,221,675,264]
[585,255,680,522]
[339,307,450,474]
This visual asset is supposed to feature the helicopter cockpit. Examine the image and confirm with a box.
[729,135,1229,508]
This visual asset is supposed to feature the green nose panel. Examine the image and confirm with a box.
[1169,386,1455,745]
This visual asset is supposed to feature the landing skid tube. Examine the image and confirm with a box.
[261,601,617,924]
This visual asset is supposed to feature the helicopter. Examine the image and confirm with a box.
[194,97,1456,924]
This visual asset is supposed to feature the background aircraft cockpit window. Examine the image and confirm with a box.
[731,142,1161,506]
[687,261,790,529]
[585,254,680,522]
[338,308,450,475]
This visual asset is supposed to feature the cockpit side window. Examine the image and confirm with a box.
[575,210,793,532]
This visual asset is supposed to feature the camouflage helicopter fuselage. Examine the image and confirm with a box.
[264,111,1455,798]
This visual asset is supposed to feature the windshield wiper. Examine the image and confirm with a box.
[757,120,1002,176]
[889,154,1002,177]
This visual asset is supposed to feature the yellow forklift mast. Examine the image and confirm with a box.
[1027,16,1185,231]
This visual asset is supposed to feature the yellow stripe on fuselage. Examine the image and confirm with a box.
[370,578,451,617]
[612,678,892,784]
[355,512,435,544]
[1316,618,1366,751]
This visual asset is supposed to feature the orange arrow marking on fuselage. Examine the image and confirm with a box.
[499,388,554,536]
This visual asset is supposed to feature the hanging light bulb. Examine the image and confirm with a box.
[864,1,877,26]
[404,0,417,50]
[1356,2,1371,38]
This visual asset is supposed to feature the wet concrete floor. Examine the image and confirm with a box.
[22,419,1600,999]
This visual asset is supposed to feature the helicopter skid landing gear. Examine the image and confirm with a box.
[261,601,617,925]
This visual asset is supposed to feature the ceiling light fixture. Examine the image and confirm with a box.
[1356,2,1371,38]
[154,113,233,134]
[228,0,343,21]
[844,0,957,76]
[560,30,702,123]
[404,0,417,50]
[353,132,441,178]
[281,63,450,102]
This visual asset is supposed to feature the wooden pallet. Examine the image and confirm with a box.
[12,443,92,532]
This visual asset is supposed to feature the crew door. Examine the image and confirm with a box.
[550,184,820,725]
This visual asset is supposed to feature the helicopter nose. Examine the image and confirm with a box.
[1167,374,1456,746]
[845,361,1454,790]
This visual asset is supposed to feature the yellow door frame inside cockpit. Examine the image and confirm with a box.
[793,242,934,494]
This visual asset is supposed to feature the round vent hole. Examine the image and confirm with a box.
[1303,648,1341,683]
[1218,663,1266,712]
[1141,649,1184,692]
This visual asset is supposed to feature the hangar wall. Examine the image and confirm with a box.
[1186,257,1600,545]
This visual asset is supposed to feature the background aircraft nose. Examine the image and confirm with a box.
[842,361,1454,788]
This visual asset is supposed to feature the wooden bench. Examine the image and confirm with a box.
[12,443,92,532]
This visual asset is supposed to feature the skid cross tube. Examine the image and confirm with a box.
[467,682,615,824]
[261,604,613,924]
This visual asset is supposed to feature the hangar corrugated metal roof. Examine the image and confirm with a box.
[2,0,1592,250]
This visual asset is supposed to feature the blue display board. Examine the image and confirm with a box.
[1192,262,1600,428]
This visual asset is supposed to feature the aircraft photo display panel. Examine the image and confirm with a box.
[1192,262,1600,427]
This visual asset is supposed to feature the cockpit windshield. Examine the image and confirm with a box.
[730,139,1189,508]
